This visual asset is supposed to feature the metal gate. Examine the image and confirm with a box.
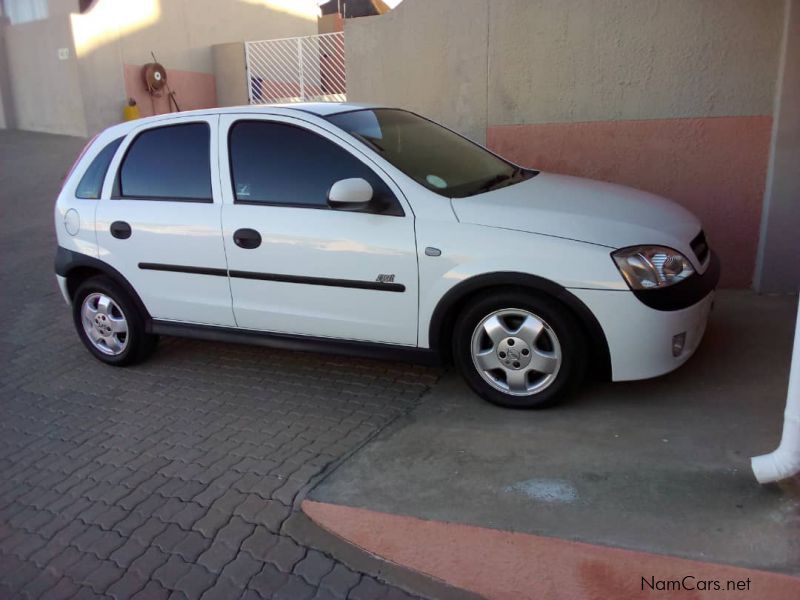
[245,32,346,105]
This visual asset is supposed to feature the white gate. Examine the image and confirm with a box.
[245,32,346,104]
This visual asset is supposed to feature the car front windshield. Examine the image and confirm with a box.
[326,109,536,198]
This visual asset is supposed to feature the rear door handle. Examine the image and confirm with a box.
[233,228,262,249]
[110,221,131,239]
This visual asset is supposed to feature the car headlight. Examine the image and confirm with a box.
[612,246,695,290]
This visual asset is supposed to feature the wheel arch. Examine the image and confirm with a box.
[428,272,611,379]
[55,246,152,324]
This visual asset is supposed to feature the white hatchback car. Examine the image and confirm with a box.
[55,103,719,408]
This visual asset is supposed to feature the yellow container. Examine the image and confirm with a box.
[123,103,141,121]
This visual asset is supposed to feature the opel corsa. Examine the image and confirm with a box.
[55,104,719,408]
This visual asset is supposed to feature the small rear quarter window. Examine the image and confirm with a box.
[76,137,123,199]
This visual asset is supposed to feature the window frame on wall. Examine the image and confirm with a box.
[113,122,214,203]
[1,0,48,24]
[226,119,404,216]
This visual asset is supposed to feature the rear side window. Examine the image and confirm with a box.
[76,137,123,199]
[228,121,401,215]
[118,123,212,201]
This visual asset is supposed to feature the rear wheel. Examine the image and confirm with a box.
[72,276,157,366]
[453,290,587,408]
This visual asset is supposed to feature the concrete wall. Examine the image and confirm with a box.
[212,43,249,108]
[70,0,319,134]
[345,0,787,287]
[1,0,319,135]
[4,7,87,136]
[755,0,800,293]
[345,0,489,143]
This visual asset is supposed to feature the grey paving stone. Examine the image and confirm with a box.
[153,553,193,589]
[83,559,125,593]
[219,551,263,588]
[294,550,335,586]
[130,580,171,600]
[216,515,254,550]
[249,562,289,596]
[173,564,218,600]
[192,508,229,539]
[39,576,81,600]
[172,529,212,563]
[241,526,280,562]
[171,501,207,530]
[199,577,246,600]
[197,540,239,573]
[274,573,316,600]
[253,500,291,533]
[264,535,306,572]
[349,576,391,600]
[109,537,148,568]
[130,517,168,546]
[128,546,169,580]
[153,522,189,553]
[320,565,362,599]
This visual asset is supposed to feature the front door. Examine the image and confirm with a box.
[218,114,418,345]
[96,116,235,326]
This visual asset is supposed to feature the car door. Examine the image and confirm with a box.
[219,114,418,345]
[96,116,235,326]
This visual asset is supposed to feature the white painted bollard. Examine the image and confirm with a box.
[752,295,800,484]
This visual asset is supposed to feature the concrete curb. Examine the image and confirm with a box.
[285,509,485,600]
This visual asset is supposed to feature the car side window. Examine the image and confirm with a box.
[228,120,402,215]
[117,123,212,202]
[76,137,123,199]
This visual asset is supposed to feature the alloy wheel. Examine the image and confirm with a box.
[470,308,562,396]
[80,292,129,356]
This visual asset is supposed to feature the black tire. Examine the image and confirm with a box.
[453,289,587,408]
[72,275,157,366]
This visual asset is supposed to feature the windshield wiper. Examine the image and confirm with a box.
[475,172,515,193]
[350,132,385,153]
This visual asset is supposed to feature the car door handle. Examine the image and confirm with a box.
[233,228,262,249]
[110,221,131,239]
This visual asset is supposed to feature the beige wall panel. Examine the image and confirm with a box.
[213,42,249,107]
[345,0,489,143]
[489,0,785,125]
[5,18,87,136]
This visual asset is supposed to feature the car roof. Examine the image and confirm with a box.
[96,102,386,142]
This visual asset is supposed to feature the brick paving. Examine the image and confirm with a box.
[0,131,440,599]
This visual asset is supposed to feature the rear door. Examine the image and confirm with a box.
[218,114,419,345]
[96,116,235,326]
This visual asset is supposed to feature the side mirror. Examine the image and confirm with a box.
[327,178,373,210]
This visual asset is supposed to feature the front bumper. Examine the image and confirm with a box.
[572,259,718,382]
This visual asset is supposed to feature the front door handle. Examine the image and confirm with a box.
[233,228,262,249]
[110,221,131,239]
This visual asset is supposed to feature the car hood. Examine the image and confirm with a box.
[452,172,702,258]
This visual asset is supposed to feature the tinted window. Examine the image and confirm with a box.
[119,123,212,201]
[76,137,123,199]
[229,121,400,214]
[327,109,536,198]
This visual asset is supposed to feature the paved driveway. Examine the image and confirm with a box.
[0,131,439,599]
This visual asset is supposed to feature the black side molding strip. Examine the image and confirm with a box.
[138,263,228,277]
[137,263,406,292]
[150,320,439,365]
[228,270,405,292]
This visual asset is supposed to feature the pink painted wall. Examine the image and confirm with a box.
[488,116,773,288]
[123,64,217,119]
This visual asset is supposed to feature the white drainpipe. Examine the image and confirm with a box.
[752,296,800,484]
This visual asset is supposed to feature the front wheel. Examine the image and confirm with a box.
[453,291,587,408]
